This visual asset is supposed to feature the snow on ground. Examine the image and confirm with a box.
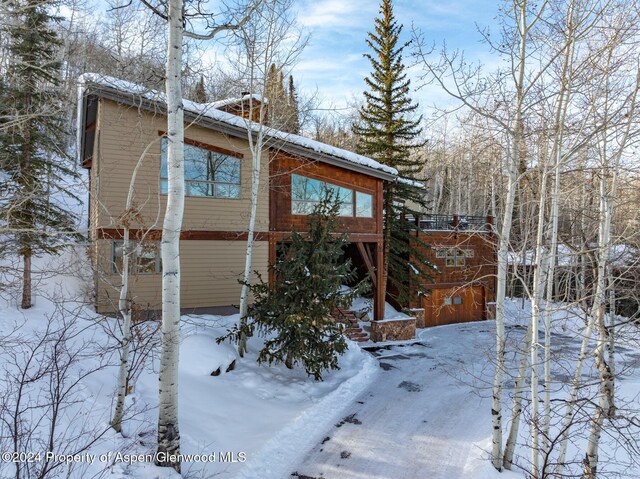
[291,299,640,479]
[290,320,520,479]
[2,250,639,479]
[0,250,378,479]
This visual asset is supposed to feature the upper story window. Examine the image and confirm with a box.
[291,174,372,218]
[160,138,241,199]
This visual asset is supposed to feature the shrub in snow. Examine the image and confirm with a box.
[220,191,369,380]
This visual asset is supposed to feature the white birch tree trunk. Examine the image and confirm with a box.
[540,5,576,452]
[236,0,305,356]
[111,228,132,434]
[112,140,160,433]
[503,320,532,469]
[492,128,520,470]
[491,1,531,467]
[582,68,638,478]
[529,162,550,478]
[156,0,185,471]
[582,172,615,479]
[555,306,595,474]
[238,130,264,357]
[606,268,616,380]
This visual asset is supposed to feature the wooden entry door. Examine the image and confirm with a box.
[423,286,485,327]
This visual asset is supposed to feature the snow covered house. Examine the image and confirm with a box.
[77,74,498,333]
[76,74,393,322]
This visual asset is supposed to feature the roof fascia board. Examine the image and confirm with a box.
[83,84,395,181]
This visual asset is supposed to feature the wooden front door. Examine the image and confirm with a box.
[423,286,485,327]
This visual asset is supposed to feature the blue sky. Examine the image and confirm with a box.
[66,0,500,112]
[293,0,499,111]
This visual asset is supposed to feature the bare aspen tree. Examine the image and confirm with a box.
[234,0,307,357]
[111,140,161,433]
[582,62,639,479]
[153,0,186,470]
[137,0,265,471]
[413,0,557,468]
[554,12,640,474]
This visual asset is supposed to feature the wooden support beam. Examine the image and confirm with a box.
[356,242,377,288]
[373,241,385,322]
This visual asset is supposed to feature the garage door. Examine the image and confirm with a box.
[423,286,485,327]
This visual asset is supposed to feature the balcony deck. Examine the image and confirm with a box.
[409,214,494,233]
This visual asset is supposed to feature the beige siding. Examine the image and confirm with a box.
[91,98,271,313]
[94,99,269,232]
[95,238,268,313]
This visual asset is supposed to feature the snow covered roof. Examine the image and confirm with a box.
[207,94,268,109]
[77,73,398,180]
[397,176,426,190]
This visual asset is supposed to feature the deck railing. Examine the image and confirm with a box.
[408,214,494,233]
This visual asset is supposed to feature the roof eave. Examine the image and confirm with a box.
[79,82,397,181]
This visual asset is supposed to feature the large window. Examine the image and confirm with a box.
[112,241,161,274]
[161,138,241,198]
[291,174,372,218]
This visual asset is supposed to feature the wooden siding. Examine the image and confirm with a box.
[89,98,386,317]
[93,98,269,232]
[267,151,386,321]
[269,151,383,235]
[90,98,270,313]
[94,238,268,313]
[410,230,497,326]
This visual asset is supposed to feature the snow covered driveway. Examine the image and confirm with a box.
[290,322,503,479]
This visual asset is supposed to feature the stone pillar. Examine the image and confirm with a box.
[407,308,425,328]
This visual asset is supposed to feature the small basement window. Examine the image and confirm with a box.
[112,241,161,274]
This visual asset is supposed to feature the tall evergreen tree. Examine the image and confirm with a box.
[190,75,208,103]
[264,63,300,133]
[265,63,286,128]
[287,74,300,134]
[355,0,432,306]
[0,0,80,308]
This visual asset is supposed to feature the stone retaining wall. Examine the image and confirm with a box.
[370,317,416,342]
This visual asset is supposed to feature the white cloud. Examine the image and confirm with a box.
[297,0,375,28]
